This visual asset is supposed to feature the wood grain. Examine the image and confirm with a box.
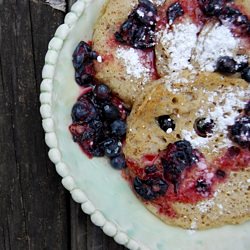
[0,0,126,249]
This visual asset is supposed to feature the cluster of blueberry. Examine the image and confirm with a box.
[69,42,130,170]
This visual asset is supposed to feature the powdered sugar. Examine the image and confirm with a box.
[182,87,249,150]
[160,22,199,72]
[159,20,241,84]
[193,22,239,72]
[116,47,150,80]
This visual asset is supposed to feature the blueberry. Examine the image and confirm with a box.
[216,56,236,73]
[93,84,111,100]
[157,115,175,133]
[103,138,122,157]
[133,177,168,200]
[103,104,120,120]
[245,102,250,116]
[110,154,126,169]
[71,100,97,122]
[110,120,127,137]
[241,67,250,83]
[235,58,249,72]
[75,70,93,86]
[167,2,184,24]
[229,116,250,148]
[194,118,214,137]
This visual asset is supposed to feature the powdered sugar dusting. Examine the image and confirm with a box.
[193,23,239,72]
[160,22,199,72]
[116,47,150,81]
[182,87,249,150]
[159,20,242,85]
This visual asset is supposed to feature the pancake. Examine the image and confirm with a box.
[92,0,165,106]
[124,72,250,229]
[155,0,250,79]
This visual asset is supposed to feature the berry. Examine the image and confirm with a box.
[235,58,249,72]
[110,120,127,137]
[216,56,236,73]
[103,104,120,120]
[73,41,98,86]
[241,67,250,83]
[229,116,250,148]
[227,146,241,157]
[110,154,126,169]
[114,0,157,49]
[215,169,226,178]
[72,41,97,69]
[167,2,184,25]
[93,84,111,100]
[195,179,210,193]
[244,102,250,116]
[103,138,122,157]
[133,177,168,200]
[199,0,225,17]
[161,140,197,193]
[71,100,97,122]
[194,118,214,137]
[157,115,175,133]
[145,165,157,174]
[75,70,94,87]
[222,6,240,20]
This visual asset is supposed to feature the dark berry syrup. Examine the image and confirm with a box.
[69,41,130,170]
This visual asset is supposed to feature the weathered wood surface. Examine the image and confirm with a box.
[0,1,125,249]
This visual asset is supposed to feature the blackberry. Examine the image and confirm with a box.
[199,0,225,17]
[195,179,210,193]
[133,176,168,200]
[145,165,157,174]
[229,116,250,148]
[162,140,197,193]
[114,0,157,49]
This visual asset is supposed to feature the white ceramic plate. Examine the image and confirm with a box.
[40,0,250,249]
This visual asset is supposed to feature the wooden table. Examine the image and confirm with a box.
[1,1,126,249]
